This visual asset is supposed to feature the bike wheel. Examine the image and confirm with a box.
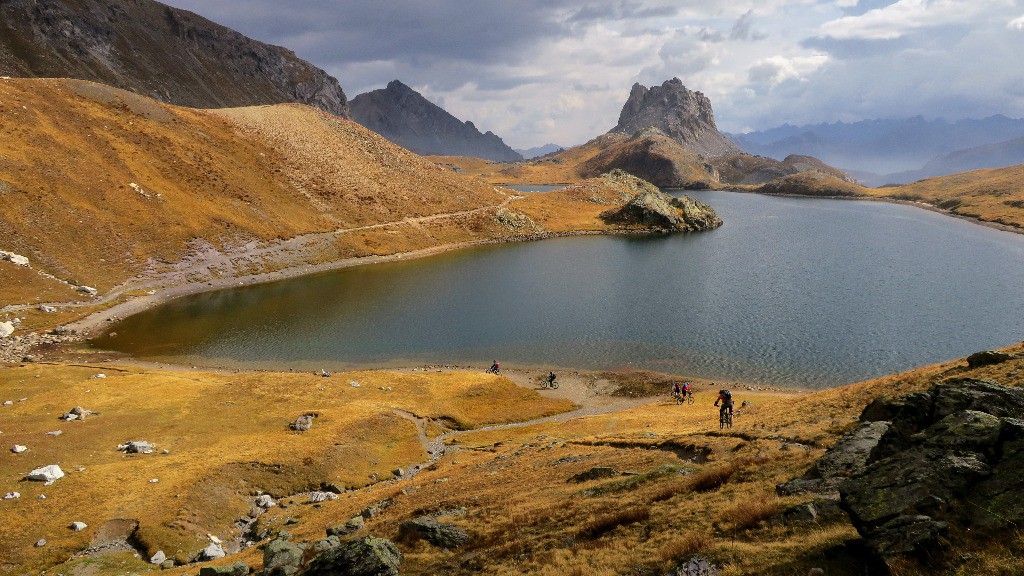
[687,393,694,404]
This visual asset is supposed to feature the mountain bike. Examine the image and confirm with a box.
[719,408,733,429]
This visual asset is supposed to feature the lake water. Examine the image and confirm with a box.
[93,191,1024,388]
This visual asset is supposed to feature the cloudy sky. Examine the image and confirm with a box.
[161,0,1024,149]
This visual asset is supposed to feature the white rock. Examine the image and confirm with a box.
[0,322,13,339]
[38,304,57,313]
[35,539,46,548]
[1,251,29,266]
[2,400,12,406]
[149,478,159,483]
[11,445,27,453]
[3,492,19,499]
[91,373,106,379]
[77,285,98,296]
[25,464,64,483]
[201,543,225,560]
[307,491,338,503]
[150,550,166,565]
[69,521,88,531]
[37,494,46,500]
[207,534,222,545]
[255,494,276,508]
[118,440,155,454]
[350,381,360,387]
[46,430,63,436]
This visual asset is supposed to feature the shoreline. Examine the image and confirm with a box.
[9,187,1020,376]
[62,227,679,337]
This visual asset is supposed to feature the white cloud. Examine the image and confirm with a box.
[819,0,996,40]
[1009,14,1024,29]
[747,53,830,89]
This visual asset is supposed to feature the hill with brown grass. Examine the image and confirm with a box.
[3,338,1020,575]
[0,0,350,117]
[743,164,1024,231]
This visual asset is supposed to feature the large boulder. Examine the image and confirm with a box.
[777,421,889,496]
[832,379,1024,560]
[396,516,469,549]
[25,465,64,483]
[263,535,306,576]
[303,537,401,576]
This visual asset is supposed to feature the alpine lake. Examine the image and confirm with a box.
[92,190,1024,389]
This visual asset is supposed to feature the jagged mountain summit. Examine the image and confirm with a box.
[611,78,742,158]
[0,0,350,117]
[350,80,523,162]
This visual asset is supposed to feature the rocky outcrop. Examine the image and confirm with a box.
[777,421,890,496]
[351,80,522,161]
[713,154,854,186]
[303,537,401,576]
[611,78,741,158]
[749,172,866,197]
[580,129,720,188]
[811,379,1024,561]
[0,0,350,117]
[600,182,722,233]
[397,516,469,549]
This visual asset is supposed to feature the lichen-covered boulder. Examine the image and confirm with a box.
[397,516,469,549]
[263,535,306,576]
[601,188,722,232]
[302,537,400,576]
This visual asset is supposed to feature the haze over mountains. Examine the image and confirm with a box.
[0,0,351,117]
[350,80,522,162]
[730,116,1024,186]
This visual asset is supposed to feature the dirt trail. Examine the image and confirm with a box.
[388,368,657,481]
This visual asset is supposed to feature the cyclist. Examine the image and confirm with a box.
[714,388,734,423]
[487,360,500,374]
[546,371,557,388]
[682,381,692,400]
[671,381,683,402]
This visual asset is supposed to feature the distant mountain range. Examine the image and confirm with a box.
[729,115,1024,179]
[515,144,568,160]
[0,0,350,117]
[350,80,522,162]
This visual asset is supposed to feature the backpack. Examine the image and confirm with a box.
[721,389,732,401]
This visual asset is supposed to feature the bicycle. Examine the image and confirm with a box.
[719,408,733,429]
[542,378,559,389]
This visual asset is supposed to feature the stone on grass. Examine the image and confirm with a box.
[290,414,315,432]
[397,516,469,549]
[11,445,27,453]
[568,466,620,483]
[304,536,401,576]
[327,515,365,536]
[4,492,19,499]
[77,285,98,296]
[201,542,225,560]
[262,536,305,576]
[256,494,276,508]
[667,555,720,576]
[0,322,14,339]
[308,491,338,504]
[69,521,88,531]
[1,251,29,266]
[38,304,57,313]
[35,539,46,548]
[966,350,1015,368]
[150,550,167,565]
[118,440,155,454]
[25,464,64,483]
[198,562,248,576]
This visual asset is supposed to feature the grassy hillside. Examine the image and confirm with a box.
[5,344,1020,575]
[883,165,1024,230]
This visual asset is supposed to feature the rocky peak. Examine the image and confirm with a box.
[0,0,351,117]
[611,78,741,158]
[351,80,523,162]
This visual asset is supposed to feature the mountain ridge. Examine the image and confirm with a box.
[0,0,351,117]
[350,80,523,162]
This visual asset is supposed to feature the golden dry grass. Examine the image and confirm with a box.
[0,363,572,573]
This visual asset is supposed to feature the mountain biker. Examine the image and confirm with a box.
[546,371,557,387]
[714,388,734,420]
[488,360,500,374]
[682,381,692,397]
[672,382,682,397]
